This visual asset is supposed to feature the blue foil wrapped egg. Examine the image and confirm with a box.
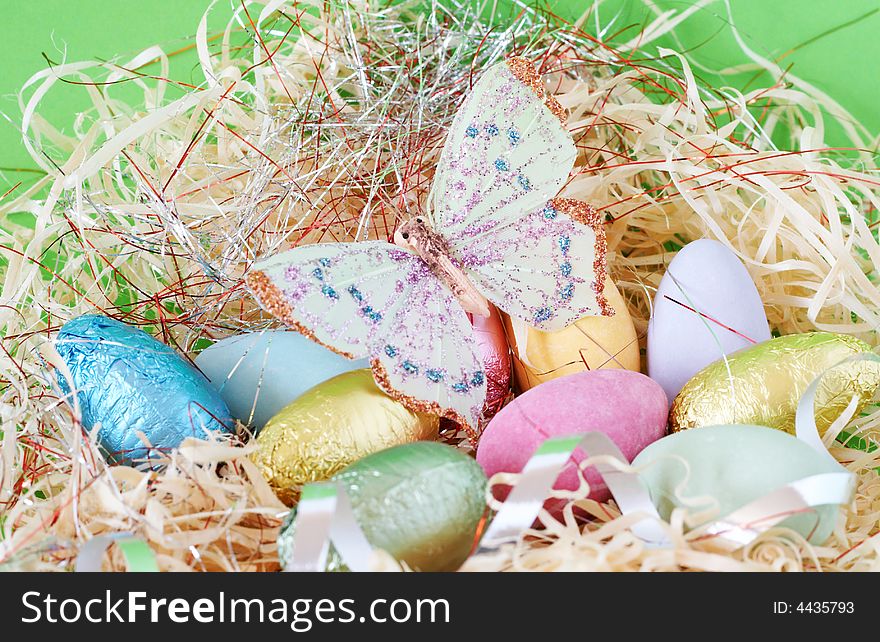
[54,315,235,465]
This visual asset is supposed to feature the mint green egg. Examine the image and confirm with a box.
[633,424,846,544]
[279,441,487,571]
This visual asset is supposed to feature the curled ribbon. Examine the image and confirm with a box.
[476,433,669,551]
[694,472,854,547]
[75,533,158,573]
[795,352,880,462]
[283,354,865,571]
[283,483,373,572]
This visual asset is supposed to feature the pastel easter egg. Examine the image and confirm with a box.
[252,369,439,503]
[476,369,667,502]
[648,239,771,402]
[278,441,487,572]
[54,315,234,466]
[195,330,368,430]
[633,424,848,543]
[670,332,880,435]
[502,278,639,393]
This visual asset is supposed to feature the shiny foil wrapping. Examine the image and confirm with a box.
[54,315,234,465]
[278,441,487,572]
[439,305,511,435]
[252,369,439,504]
[470,304,511,419]
[670,332,880,435]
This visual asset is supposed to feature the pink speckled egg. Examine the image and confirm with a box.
[476,370,668,502]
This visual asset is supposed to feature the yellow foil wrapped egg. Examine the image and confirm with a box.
[670,332,880,435]
[252,369,439,503]
[502,278,639,393]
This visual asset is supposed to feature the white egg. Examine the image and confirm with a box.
[647,239,770,403]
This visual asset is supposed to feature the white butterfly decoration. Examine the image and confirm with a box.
[247,57,611,438]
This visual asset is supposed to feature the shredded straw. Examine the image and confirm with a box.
[1,0,879,571]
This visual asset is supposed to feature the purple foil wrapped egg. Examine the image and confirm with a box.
[476,369,668,504]
[54,315,235,466]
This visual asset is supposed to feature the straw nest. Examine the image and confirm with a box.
[1,0,879,571]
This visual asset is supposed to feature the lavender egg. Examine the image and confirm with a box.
[647,239,771,403]
[54,315,235,465]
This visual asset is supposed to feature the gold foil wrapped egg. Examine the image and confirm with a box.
[252,369,439,503]
[670,332,880,435]
[502,278,639,393]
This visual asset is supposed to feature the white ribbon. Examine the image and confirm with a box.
[283,483,373,572]
[75,532,158,572]
[795,352,880,463]
[695,472,855,546]
[476,433,669,551]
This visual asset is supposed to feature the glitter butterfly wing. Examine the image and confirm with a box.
[368,258,487,436]
[428,58,611,330]
[247,242,487,432]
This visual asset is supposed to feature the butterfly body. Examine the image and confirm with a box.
[393,217,491,318]
[247,57,611,437]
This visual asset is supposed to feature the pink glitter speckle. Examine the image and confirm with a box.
[284,265,301,281]
[388,249,410,262]
[284,283,309,302]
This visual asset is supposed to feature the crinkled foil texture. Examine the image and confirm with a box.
[252,369,439,504]
[670,332,880,435]
[55,315,234,465]
[470,306,511,419]
[278,442,487,572]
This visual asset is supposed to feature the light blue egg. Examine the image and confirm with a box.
[194,330,369,430]
[55,315,234,466]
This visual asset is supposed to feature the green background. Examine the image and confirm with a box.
[1,0,878,193]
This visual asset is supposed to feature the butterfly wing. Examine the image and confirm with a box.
[247,241,408,359]
[428,57,574,240]
[247,242,486,433]
[459,198,611,330]
[428,57,610,330]
[370,270,486,437]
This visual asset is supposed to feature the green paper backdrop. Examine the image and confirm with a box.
[1,0,877,193]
